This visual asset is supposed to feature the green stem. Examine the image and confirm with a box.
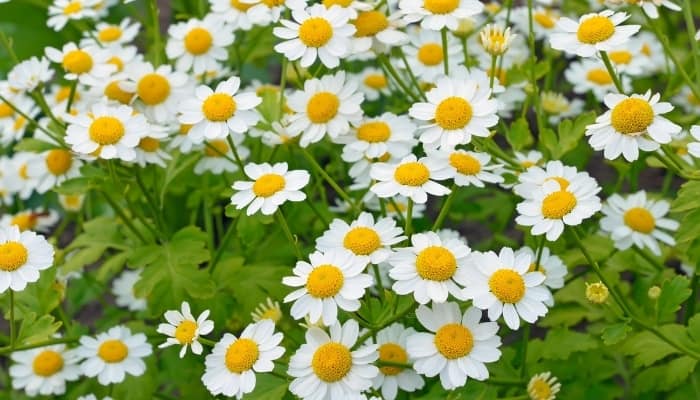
[148,0,164,66]
[397,48,427,101]
[377,54,420,102]
[0,94,64,146]
[65,80,78,113]
[199,337,217,347]
[226,136,246,172]
[376,360,412,369]
[276,208,302,259]
[599,51,625,93]
[209,217,238,275]
[204,141,237,165]
[526,0,545,132]
[632,246,665,271]
[134,168,169,237]
[299,147,356,210]
[519,324,530,379]
[0,337,79,355]
[432,184,457,231]
[279,56,288,118]
[404,198,414,238]
[489,54,498,90]
[9,291,15,349]
[355,302,416,347]
[686,271,699,324]
[682,0,700,90]
[101,190,148,243]
[460,37,470,70]
[202,176,215,261]
[534,235,545,271]
[372,264,385,301]
[0,30,19,64]
[441,28,449,75]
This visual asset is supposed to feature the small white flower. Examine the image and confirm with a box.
[402,29,461,83]
[120,62,191,124]
[166,15,234,74]
[194,138,250,175]
[550,10,640,57]
[370,323,425,400]
[0,225,54,293]
[337,113,417,162]
[158,301,215,358]
[407,302,502,390]
[45,42,115,84]
[111,269,147,312]
[352,9,409,53]
[398,0,484,31]
[8,57,54,92]
[75,326,153,385]
[431,149,504,187]
[479,24,516,56]
[634,0,681,19]
[26,149,82,194]
[231,162,310,216]
[9,342,81,396]
[600,191,679,255]
[564,59,630,101]
[47,0,99,31]
[528,371,562,400]
[83,18,140,47]
[0,208,58,233]
[463,247,551,330]
[540,91,584,124]
[370,154,452,204]
[514,160,597,199]
[514,246,567,291]
[283,248,372,325]
[209,0,258,30]
[353,67,390,101]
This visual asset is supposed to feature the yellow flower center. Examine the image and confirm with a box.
[487,67,508,85]
[378,343,408,376]
[688,93,700,106]
[529,378,553,400]
[423,0,459,14]
[353,11,389,37]
[435,97,473,130]
[137,73,171,105]
[417,43,443,66]
[394,162,430,186]
[108,56,124,72]
[19,164,28,180]
[609,50,632,65]
[54,86,73,103]
[139,137,160,152]
[225,338,259,373]
[541,190,577,219]
[184,27,213,55]
[174,320,198,344]
[104,81,133,104]
[586,68,613,85]
[11,214,36,231]
[0,102,13,118]
[534,11,556,29]
[63,1,82,15]
[261,0,285,6]
[299,17,334,48]
[63,194,82,209]
[98,339,129,363]
[312,342,352,382]
[89,116,125,145]
[32,350,64,377]
[641,43,652,57]
[343,227,381,255]
[678,146,689,156]
[306,92,339,123]
[489,269,526,303]
[202,93,237,122]
[45,149,73,175]
[623,207,655,233]
[356,121,391,143]
[576,15,615,44]
[416,246,457,281]
[521,160,536,168]
[62,50,93,74]
[231,0,254,10]
[204,139,229,157]
[0,242,28,271]
[98,26,122,43]
[323,0,353,7]
[545,176,569,190]
[610,98,654,135]
[585,282,609,303]
[449,152,481,175]
[252,173,286,197]
[306,264,344,298]
[13,117,26,131]
[180,124,193,135]
[363,73,387,89]
[434,323,473,359]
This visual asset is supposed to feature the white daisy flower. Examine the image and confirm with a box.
[209,0,258,31]
[515,176,602,241]
[169,123,199,153]
[600,191,679,255]
[88,71,134,105]
[514,246,567,299]
[26,149,82,194]
[251,297,283,323]
[336,113,417,161]
[9,343,81,396]
[409,75,498,149]
[231,162,310,216]
[274,4,356,68]
[540,91,585,124]
[65,102,149,161]
[389,231,470,304]
[45,42,115,84]
[370,323,424,400]
[0,209,58,233]
[550,10,640,57]
[431,149,504,187]
[634,0,681,19]
[194,138,250,175]
[201,320,285,398]
[0,96,40,145]
[0,225,53,293]
[83,18,140,47]
[688,125,700,158]
[75,326,153,385]
[120,62,190,124]
[318,0,373,18]
[178,77,261,143]
[463,247,550,330]
[8,57,54,92]
[402,29,461,83]
[564,59,630,101]
[316,212,406,264]
[157,301,215,358]
[398,0,484,31]
[528,371,562,400]
[240,0,288,26]
[288,319,379,400]
[47,0,99,31]
[283,248,372,325]
[352,9,409,53]
[111,269,147,312]
[407,302,502,390]
[354,67,390,101]
[479,24,517,56]
[585,91,681,161]
[370,154,452,204]
[365,195,428,220]
[514,160,597,199]
[286,71,363,147]
[166,15,234,74]
[604,46,647,76]
[59,194,84,212]
[133,135,172,168]
[511,6,560,40]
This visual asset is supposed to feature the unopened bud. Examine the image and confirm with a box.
[585,281,609,304]
[648,285,662,299]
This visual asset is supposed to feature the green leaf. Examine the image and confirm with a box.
[687,313,700,343]
[622,330,680,367]
[131,226,214,314]
[13,138,57,152]
[53,177,96,195]
[214,256,288,314]
[657,276,692,322]
[540,329,598,360]
[633,356,698,394]
[539,128,558,157]
[602,322,632,345]
[557,112,596,157]
[15,313,62,345]
[672,181,700,213]
[505,117,533,151]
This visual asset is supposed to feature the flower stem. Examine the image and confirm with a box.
[404,198,414,238]
[372,264,385,301]
[199,337,217,347]
[397,47,427,101]
[65,80,78,113]
[682,0,700,90]
[0,94,65,147]
[519,324,530,379]
[599,51,625,93]
[148,0,164,66]
[101,190,149,243]
[377,54,420,102]
[279,56,288,118]
[209,216,238,275]
[276,208,302,259]
[631,246,665,271]
[489,54,498,90]
[534,234,545,271]
[432,184,457,231]
[299,147,356,211]
[226,136,246,172]
[9,290,15,349]
[441,27,449,75]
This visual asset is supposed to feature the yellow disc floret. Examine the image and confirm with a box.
[417,43,443,66]
[488,269,526,303]
[137,74,171,105]
[204,139,229,157]
[225,338,259,373]
[45,149,73,175]
[299,18,334,48]
[356,121,391,143]
[576,15,615,44]
[353,11,389,37]
[449,152,481,175]
[610,98,654,135]
[98,26,122,43]
[139,137,160,152]
[184,27,213,55]
[202,93,237,122]
[378,343,408,376]
[343,227,381,255]
[32,350,64,377]
[623,207,655,233]
[541,190,577,219]
[306,264,344,298]
[89,116,125,145]
[62,50,93,74]
[312,342,352,382]
[435,97,473,130]
[363,73,387,89]
[306,92,339,123]
[0,241,28,272]
[252,173,286,197]
[175,320,198,344]
[98,339,129,363]
[394,162,430,186]
[434,323,473,359]
[423,0,459,15]
[416,246,457,281]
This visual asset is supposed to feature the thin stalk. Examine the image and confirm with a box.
[519,324,530,379]
[404,198,414,238]
[209,217,238,275]
[0,94,64,146]
[599,51,625,93]
[682,0,700,89]
[101,190,148,243]
[299,147,356,210]
[686,271,699,324]
[65,80,78,113]
[0,31,19,64]
[460,37,470,70]
[276,208,302,259]
[377,54,420,102]
[226,136,246,172]
[0,337,79,355]
[204,141,238,165]
[489,54,498,90]
[148,0,164,65]
[534,234,545,271]
[632,246,665,271]
[397,48,427,101]
[372,264,385,301]
[202,176,215,261]
[432,184,457,230]
[441,28,449,75]
[526,0,545,132]
[279,56,288,117]
[355,303,416,346]
[199,337,217,347]
[9,291,15,349]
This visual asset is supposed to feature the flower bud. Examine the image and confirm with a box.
[648,285,662,299]
[585,281,609,304]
